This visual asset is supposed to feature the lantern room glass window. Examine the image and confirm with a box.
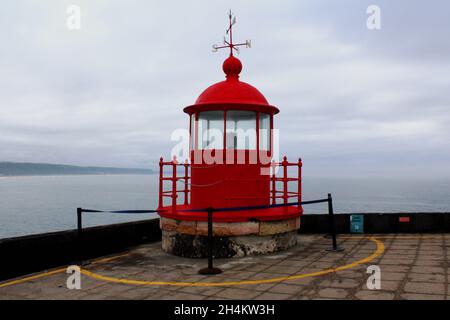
[197,111,224,150]
[259,113,271,151]
[226,111,257,150]
[190,114,196,150]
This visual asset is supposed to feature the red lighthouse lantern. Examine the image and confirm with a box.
[158,13,303,257]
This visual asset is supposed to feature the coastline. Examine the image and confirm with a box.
[0,173,157,178]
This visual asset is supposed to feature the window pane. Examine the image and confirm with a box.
[198,111,224,149]
[190,114,196,150]
[259,113,270,151]
[226,111,256,150]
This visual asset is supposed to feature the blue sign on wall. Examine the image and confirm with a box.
[350,215,364,233]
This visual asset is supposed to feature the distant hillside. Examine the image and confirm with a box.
[0,162,154,176]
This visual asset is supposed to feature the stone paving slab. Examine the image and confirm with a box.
[0,234,449,300]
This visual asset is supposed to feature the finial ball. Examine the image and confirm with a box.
[223,55,242,78]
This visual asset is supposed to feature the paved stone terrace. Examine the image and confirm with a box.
[1,234,449,300]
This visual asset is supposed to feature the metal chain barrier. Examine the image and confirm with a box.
[76,193,343,274]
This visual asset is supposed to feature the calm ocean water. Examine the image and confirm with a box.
[0,174,449,239]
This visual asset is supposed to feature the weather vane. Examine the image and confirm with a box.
[212,10,251,56]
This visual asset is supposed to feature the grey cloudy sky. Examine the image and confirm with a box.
[1,0,449,178]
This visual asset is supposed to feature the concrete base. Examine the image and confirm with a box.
[159,216,301,258]
[161,230,298,258]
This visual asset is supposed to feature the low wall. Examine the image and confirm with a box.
[300,212,450,234]
[0,219,161,281]
[2,212,450,281]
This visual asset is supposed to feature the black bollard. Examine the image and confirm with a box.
[76,207,84,263]
[199,207,222,275]
[76,208,90,265]
[77,207,82,239]
[326,194,344,252]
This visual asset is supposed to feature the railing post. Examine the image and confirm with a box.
[207,207,214,269]
[298,158,302,207]
[326,193,344,252]
[199,207,222,275]
[77,207,83,262]
[77,207,82,239]
[184,160,189,205]
[158,157,163,209]
[271,160,276,205]
[171,155,177,213]
[282,156,288,204]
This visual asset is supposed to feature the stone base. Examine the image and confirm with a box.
[159,216,301,258]
[162,230,298,258]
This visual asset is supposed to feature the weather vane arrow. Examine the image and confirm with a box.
[212,10,251,56]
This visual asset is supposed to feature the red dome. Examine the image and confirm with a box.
[196,56,268,105]
[195,79,269,106]
[184,56,279,114]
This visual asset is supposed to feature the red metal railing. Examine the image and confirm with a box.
[270,156,303,206]
[158,156,190,212]
[158,155,302,210]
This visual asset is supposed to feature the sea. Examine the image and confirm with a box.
[1,174,449,239]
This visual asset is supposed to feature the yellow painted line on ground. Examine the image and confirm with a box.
[1,234,437,289]
[4,235,434,289]
[80,236,385,287]
[91,253,130,264]
[0,252,130,288]
[0,268,66,288]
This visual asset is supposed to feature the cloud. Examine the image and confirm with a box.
[0,0,449,178]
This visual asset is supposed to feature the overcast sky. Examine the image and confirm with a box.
[1,0,449,178]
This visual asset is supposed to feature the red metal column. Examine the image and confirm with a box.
[256,112,260,163]
[282,156,288,204]
[298,158,302,207]
[271,160,276,205]
[172,156,177,213]
[223,111,227,164]
[184,160,189,205]
[158,157,163,209]
[269,115,273,156]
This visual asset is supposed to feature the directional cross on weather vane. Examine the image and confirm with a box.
[212,10,251,56]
